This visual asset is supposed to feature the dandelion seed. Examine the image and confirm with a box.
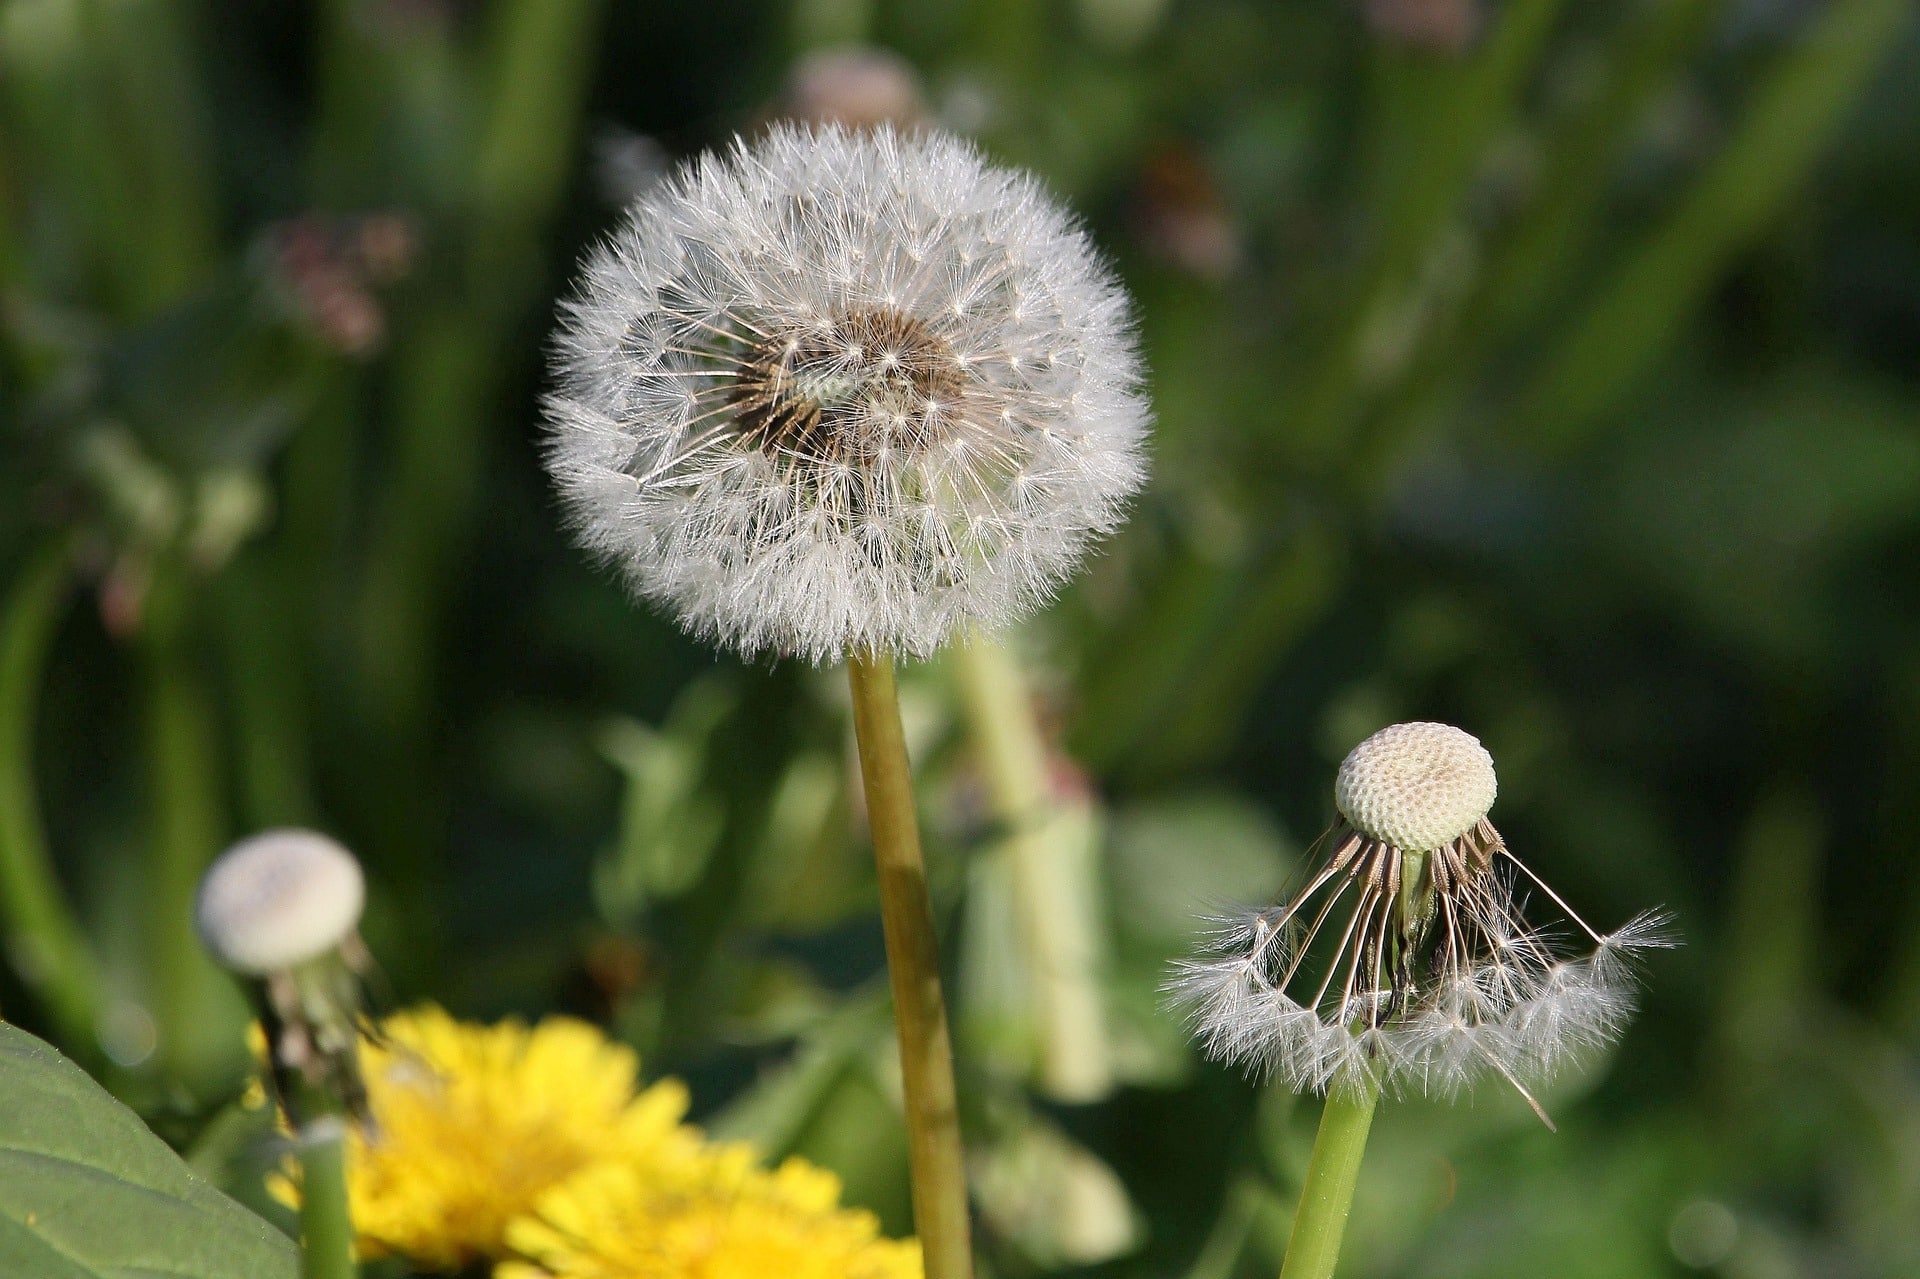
[1169,722,1671,1120]
[543,123,1148,663]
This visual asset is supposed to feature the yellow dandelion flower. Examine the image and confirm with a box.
[499,1153,923,1279]
[342,1006,705,1271]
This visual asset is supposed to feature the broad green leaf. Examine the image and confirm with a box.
[0,1022,295,1279]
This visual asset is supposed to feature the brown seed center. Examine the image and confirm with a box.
[729,307,965,463]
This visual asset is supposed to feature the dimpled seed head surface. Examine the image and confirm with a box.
[1334,722,1498,853]
[195,829,365,974]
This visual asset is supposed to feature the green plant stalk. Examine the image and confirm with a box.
[1474,0,1727,341]
[1279,1085,1380,1279]
[1184,1176,1266,1279]
[950,637,1111,1102]
[144,570,245,1089]
[1349,0,1725,474]
[296,1119,357,1279]
[1713,788,1820,1104]
[1074,524,1344,781]
[0,133,23,293]
[73,0,217,317]
[344,0,602,906]
[1514,0,1912,447]
[0,538,104,1053]
[1289,0,1567,462]
[1147,529,1344,777]
[219,556,317,829]
[846,652,973,1279]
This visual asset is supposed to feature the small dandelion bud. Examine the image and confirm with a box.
[196,829,371,1124]
[1170,721,1672,1124]
[196,829,365,975]
[1334,721,1497,854]
[543,123,1149,663]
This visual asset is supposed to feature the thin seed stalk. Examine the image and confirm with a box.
[1278,1084,1379,1279]
[295,1117,357,1279]
[846,651,973,1279]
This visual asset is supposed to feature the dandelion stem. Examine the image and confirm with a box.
[846,651,974,1279]
[1279,1084,1379,1279]
[295,1117,357,1279]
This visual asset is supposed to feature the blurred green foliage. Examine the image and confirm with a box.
[3,1,1920,1276]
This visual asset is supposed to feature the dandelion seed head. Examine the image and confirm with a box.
[195,829,364,975]
[1334,721,1497,853]
[1170,722,1670,1119]
[544,124,1149,663]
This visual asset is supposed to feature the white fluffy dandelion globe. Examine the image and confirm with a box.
[1334,721,1498,853]
[195,829,365,975]
[543,124,1149,663]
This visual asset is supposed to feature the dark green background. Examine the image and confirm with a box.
[3,1,1918,1276]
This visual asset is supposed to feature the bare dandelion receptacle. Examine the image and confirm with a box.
[1172,722,1670,1119]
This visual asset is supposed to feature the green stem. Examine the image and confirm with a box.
[846,652,973,1279]
[1278,1085,1379,1279]
[143,568,245,1091]
[0,537,104,1054]
[950,637,1111,1102]
[296,1119,357,1279]
[219,555,317,829]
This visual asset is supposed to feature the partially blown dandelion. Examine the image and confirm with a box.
[1171,722,1669,1122]
[543,123,1147,663]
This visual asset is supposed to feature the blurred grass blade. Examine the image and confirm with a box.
[352,0,605,889]
[0,537,104,1058]
[218,556,319,830]
[1474,0,1727,341]
[0,0,217,315]
[77,0,217,313]
[593,679,735,922]
[1355,0,1726,467]
[1512,0,1912,448]
[1183,1177,1266,1279]
[473,0,606,245]
[1075,526,1341,779]
[951,638,1114,1102]
[710,989,895,1156]
[141,567,247,1093]
[1291,0,1568,460]
[1714,787,1821,1096]
[1145,528,1344,775]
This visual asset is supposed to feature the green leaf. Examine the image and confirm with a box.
[0,1022,295,1279]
